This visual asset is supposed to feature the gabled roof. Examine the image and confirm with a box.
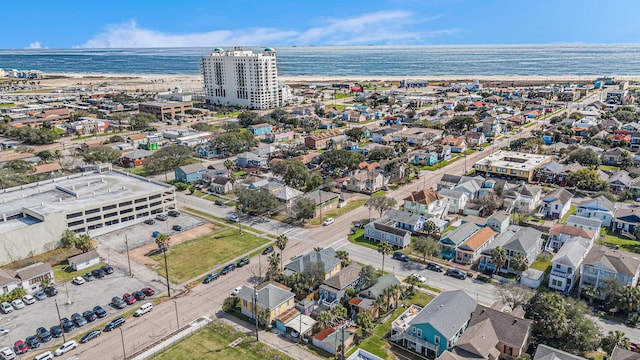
[439,174,463,186]
[121,149,154,160]
[607,170,632,186]
[441,222,479,246]
[439,188,466,200]
[504,183,541,198]
[533,344,587,360]
[237,283,294,309]
[409,290,476,339]
[385,209,423,225]
[468,305,531,351]
[454,180,481,195]
[488,210,510,223]
[615,207,640,220]
[15,262,52,280]
[503,227,542,254]
[539,161,563,174]
[542,188,573,205]
[211,176,231,185]
[552,237,590,268]
[453,318,499,358]
[321,263,361,291]
[566,215,602,229]
[404,189,442,204]
[459,227,497,252]
[360,274,401,299]
[177,162,206,174]
[371,222,410,237]
[549,224,594,239]
[578,195,615,213]
[582,245,640,276]
[284,247,340,275]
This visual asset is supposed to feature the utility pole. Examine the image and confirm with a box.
[254,284,260,342]
[172,300,180,330]
[54,299,66,343]
[162,244,171,297]
[125,234,132,277]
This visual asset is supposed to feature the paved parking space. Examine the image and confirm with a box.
[95,213,205,252]
[0,265,153,350]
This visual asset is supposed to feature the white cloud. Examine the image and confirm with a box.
[77,12,458,48]
[27,41,43,49]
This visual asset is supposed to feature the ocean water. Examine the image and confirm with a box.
[0,44,639,77]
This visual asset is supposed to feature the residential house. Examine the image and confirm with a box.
[487,211,511,233]
[348,297,379,321]
[440,223,480,260]
[346,171,384,193]
[174,163,206,183]
[237,282,295,325]
[236,151,268,168]
[269,185,304,208]
[601,147,631,166]
[67,250,100,271]
[565,215,602,234]
[632,177,640,197]
[274,308,317,341]
[359,274,401,300]
[455,227,497,265]
[576,195,615,227]
[533,344,587,360]
[438,174,464,190]
[0,262,54,296]
[439,188,469,214]
[503,184,542,212]
[579,246,640,300]
[454,179,482,201]
[248,123,273,138]
[442,137,467,153]
[611,346,640,360]
[612,207,640,235]
[479,225,543,274]
[265,129,294,143]
[312,327,356,356]
[303,189,340,217]
[210,176,234,194]
[305,129,344,149]
[319,264,362,308]
[464,131,486,147]
[482,117,504,137]
[390,290,477,358]
[540,188,574,220]
[412,151,439,166]
[284,247,342,280]
[547,224,596,252]
[119,149,154,168]
[364,209,426,248]
[607,170,632,194]
[548,237,592,294]
[403,189,449,219]
[126,134,149,149]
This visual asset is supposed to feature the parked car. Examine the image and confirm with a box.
[144,218,156,225]
[322,217,335,226]
[60,318,75,333]
[13,341,27,354]
[36,327,52,343]
[122,293,136,305]
[53,340,77,356]
[44,287,58,296]
[91,268,105,279]
[93,306,107,318]
[426,262,443,272]
[80,330,101,344]
[132,291,146,301]
[49,326,63,339]
[203,272,219,284]
[83,310,97,322]
[71,313,87,327]
[221,264,236,275]
[22,295,35,305]
[0,303,12,314]
[141,287,155,297]
[156,214,168,221]
[0,347,15,360]
[227,214,238,222]
[410,273,427,283]
[82,272,96,282]
[0,328,8,336]
[102,265,114,275]
[214,200,224,206]
[261,246,274,255]
[111,296,126,309]
[168,210,181,217]
[236,257,250,267]
[231,286,242,296]
[392,251,409,262]
[133,303,153,317]
[10,299,24,310]
[172,225,183,231]
[72,276,85,285]
[25,335,40,349]
[445,268,467,280]
[104,317,125,332]
[34,291,47,301]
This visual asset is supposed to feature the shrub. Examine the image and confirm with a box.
[222,296,239,313]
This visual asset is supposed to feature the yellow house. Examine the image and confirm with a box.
[283,248,342,280]
[238,282,295,325]
[473,150,551,182]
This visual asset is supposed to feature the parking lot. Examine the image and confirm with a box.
[95,212,205,252]
[0,264,151,351]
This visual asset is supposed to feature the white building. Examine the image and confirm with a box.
[201,47,292,109]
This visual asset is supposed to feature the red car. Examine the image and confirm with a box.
[122,293,136,305]
[14,340,28,354]
[141,287,155,296]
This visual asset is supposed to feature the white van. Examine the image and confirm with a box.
[33,351,53,360]
[0,347,15,360]
[134,302,153,317]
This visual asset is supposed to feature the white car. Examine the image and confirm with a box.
[410,273,427,283]
[228,214,239,222]
[322,217,335,226]
[0,347,15,360]
[10,299,24,310]
[72,276,85,285]
[54,340,77,356]
[0,302,12,314]
[231,286,242,296]
[0,328,8,336]
[22,295,35,305]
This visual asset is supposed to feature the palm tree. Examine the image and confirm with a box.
[391,284,403,309]
[332,305,347,319]
[405,275,420,294]
[276,234,288,272]
[581,285,600,307]
[511,253,529,280]
[224,159,235,172]
[382,286,394,312]
[336,250,350,267]
[377,242,392,273]
[374,296,386,319]
[614,286,640,314]
[155,233,172,297]
[601,330,631,354]
[267,253,281,280]
[356,312,374,334]
[316,311,333,330]
[491,246,507,274]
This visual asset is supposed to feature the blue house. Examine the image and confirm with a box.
[412,151,438,166]
[318,263,362,308]
[174,163,207,183]
[364,209,425,248]
[248,123,273,137]
[194,144,219,158]
[439,223,479,260]
[612,207,640,235]
[390,290,476,358]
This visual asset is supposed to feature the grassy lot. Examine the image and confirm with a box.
[149,227,268,283]
[421,156,462,171]
[0,103,14,108]
[53,262,107,283]
[559,205,577,223]
[213,111,241,118]
[531,254,552,272]
[152,321,293,360]
[347,229,379,251]
[335,93,355,99]
[113,165,146,176]
[233,170,248,177]
[600,165,620,172]
[523,121,537,128]
[603,231,640,253]
[350,291,433,358]
[308,198,368,226]
[184,208,265,235]
[371,190,387,197]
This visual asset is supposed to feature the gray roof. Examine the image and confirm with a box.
[211,176,231,185]
[68,250,100,265]
[409,290,477,339]
[468,304,531,351]
[608,170,632,186]
[285,247,340,275]
[321,263,362,291]
[121,149,154,160]
[539,161,563,174]
[578,195,615,213]
[385,209,423,225]
[439,174,462,186]
[360,274,401,299]
[441,222,479,246]
[565,215,602,229]
[533,344,586,360]
[439,188,466,200]
[504,183,541,198]
[488,210,510,223]
[178,162,206,174]
[542,188,573,205]
[15,262,52,280]
[303,189,340,206]
[237,283,294,310]
[552,237,590,268]
[503,227,542,254]
[582,245,640,276]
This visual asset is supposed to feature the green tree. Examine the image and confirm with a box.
[190,122,214,132]
[319,149,365,173]
[445,116,476,134]
[130,113,156,130]
[223,159,235,172]
[491,246,507,274]
[276,234,288,272]
[331,304,347,319]
[82,146,121,164]
[305,174,323,192]
[3,159,35,174]
[454,103,467,112]
[294,197,316,220]
[237,188,279,216]
[60,229,77,248]
[365,196,398,217]
[477,192,503,216]
[493,283,534,310]
[405,274,420,294]
[109,135,124,143]
[336,250,350,267]
[367,147,395,161]
[143,145,194,180]
[356,312,374,333]
[567,169,607,191]
[377,242,392,273]
[566,148,601,168]
[267,253,281,280]
[237,111,260,127]
[422,220,438,238]
[359,265,379,290]
[316,311,333,330]
[413,236,439,261]
[75,234,95,252]
[210,131,258,154]
[36,150,53,161]
[302,261,326,290]
[620,152,635,170]
[581,285,600,307]
[511,253,529,280]
[614,286,640,314]
[271,160,310,188]
[345,127,366,142]
[601,331,631,354]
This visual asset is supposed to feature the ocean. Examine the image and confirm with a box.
[0,44,639,77]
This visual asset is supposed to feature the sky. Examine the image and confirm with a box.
[3,0,640,49]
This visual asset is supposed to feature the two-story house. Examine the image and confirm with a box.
[248,123,273,139]
[612,207,640,236]
[440,223,480,260]
[579,245,640,300]
[540,188,573,220]
[607,170,633,194]
[237,282,295,325]
[442,137,467,153]
[464,131,486,147]
[283,247,342,280]
[487,211,511,233]
[318,264,362,308]
[565,215,602,234]
[576,195,615,227]
[390,290,477,358]
[479,225,543,274]
[503,184,542,213]
[546,224,595,252]
[439,189,469,214]
[404,189,449,219]
[174,163,207,183]
[346,171,384,193]
[455,227,497,265]
[412,151,439,166]
[364,209,426,248]
[548,237,592,294]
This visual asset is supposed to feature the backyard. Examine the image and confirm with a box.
[149,227,268,283]
[152,320,292,360]
[53,262,107,283]
[603,230,640,253]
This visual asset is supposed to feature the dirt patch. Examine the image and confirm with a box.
[4,247,81,269]
[128,223,220,266]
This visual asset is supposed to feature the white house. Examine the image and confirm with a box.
[0,262,54,295]
[403,189,449,219]
[503,184,542,213]
[548,237,591,294]
[68,250,100,271]
[540,188,573,220]
[210,176,234,194]
[547,224,595,252]
[575,195,615,227]
[438,188,468,214]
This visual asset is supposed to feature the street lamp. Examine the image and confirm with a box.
[118,327,126,359]
[172,300,180,330]
[125,234,133,277]
[161,242,171,297]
